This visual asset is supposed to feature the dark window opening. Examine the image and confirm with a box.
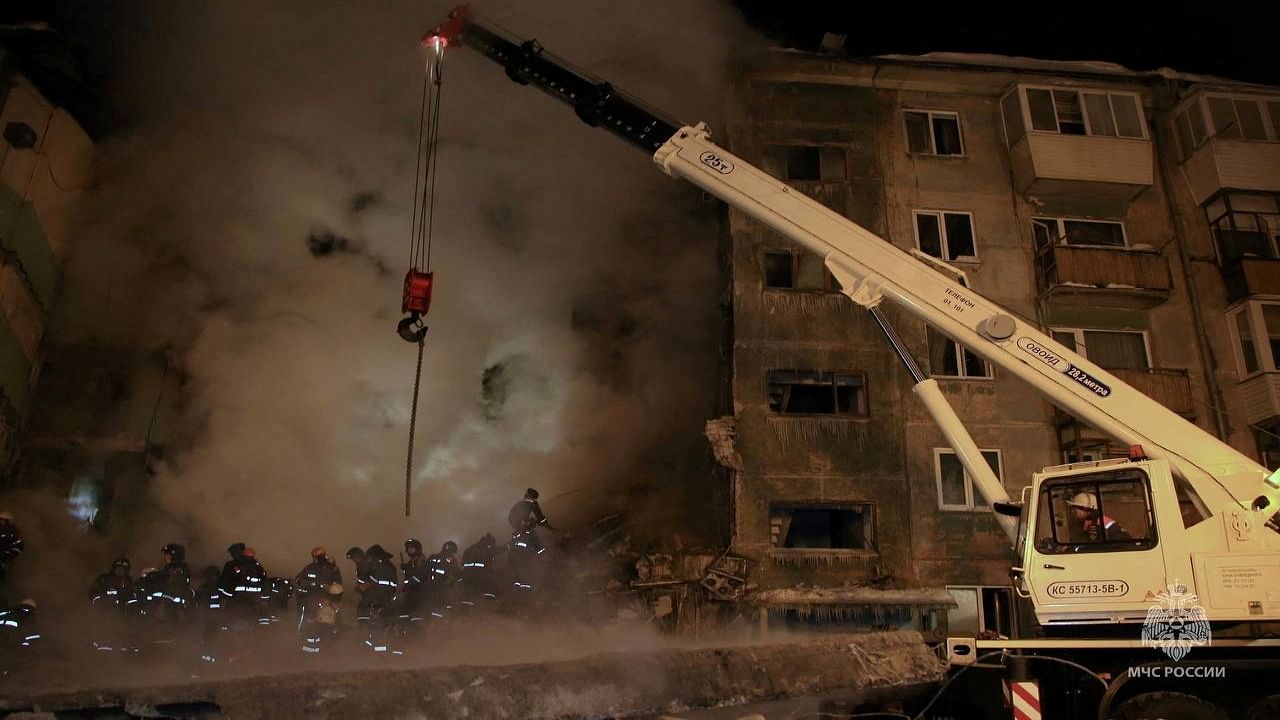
[905,110,963,156]
[767,371,867,415]
[770,504,875,550]
[927,327,991,378]
[916,211,976,260]
[764,252,795,289]
[764,145,847,182]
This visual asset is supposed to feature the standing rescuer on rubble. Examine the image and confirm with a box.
[295,546,342,620]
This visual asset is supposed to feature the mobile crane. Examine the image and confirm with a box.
[422,7,1280,719]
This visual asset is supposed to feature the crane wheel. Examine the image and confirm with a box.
[1247,694,1280,720]
[1113,692,1226,720]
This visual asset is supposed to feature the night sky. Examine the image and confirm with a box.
[2,1,1278,137]
[733,0,1279,86]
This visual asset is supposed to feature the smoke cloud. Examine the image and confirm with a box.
[30,0,759,581]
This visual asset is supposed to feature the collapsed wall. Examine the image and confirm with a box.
[1,631,945,720]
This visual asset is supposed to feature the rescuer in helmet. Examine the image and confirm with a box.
[295,546,343,620]
[90,557,134,608]
[1068,492,1131,542]
[508,488,553,533]
[425,540,462,618]
[399,538,429,622]
[461,532,504,608]
[0,598,40,676]
[357,545,398,654]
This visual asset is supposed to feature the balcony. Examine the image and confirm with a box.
[1056,367,1195,426]
[1179,137,1280,208]
[1036,244,1173,308]
[1008,134,1153,200]
[1238,372,1280,426]
[1222,257,1280,303]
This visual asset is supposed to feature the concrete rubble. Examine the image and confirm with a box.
[0,631,945,720]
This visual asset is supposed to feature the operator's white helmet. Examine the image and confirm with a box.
[1068,492,1098,510]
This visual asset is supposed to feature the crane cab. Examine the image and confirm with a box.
[1015,455,1181,626]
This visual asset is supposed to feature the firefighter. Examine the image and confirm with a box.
[195,565,222,612]
[0,511,23,582]
[359,545,398,654]
[295,546,343,622]
[219,543,266,629]
[1068,492,1132,542]
[507,488,553,534]
[159,543,193,623]
[90,557,134,607]
[399,538,429,623]
[88,558,134,654]
[425,540,461,619]
[461,533,504,608]
[0,599,39,677]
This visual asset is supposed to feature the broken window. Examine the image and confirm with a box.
[904,110,964,156]
[770,504,875,550]
[927,326,991,379]
[914,210,976,261]
[763,250,837,291]
[1031,217,1126,248]
[1034,469,1157,553]
[946,586,1014,638]
[1049,328,1149,370]
[935,449,1002,511]
[767,371,867,415]
[763,145,847,182]
[767,371,866,414]
[764,252,795,289]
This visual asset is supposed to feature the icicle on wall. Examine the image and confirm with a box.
[766,417,867,451]
[768,551,876,570]
[763,292,852,316]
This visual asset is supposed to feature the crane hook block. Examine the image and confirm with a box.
[402,270,434,316]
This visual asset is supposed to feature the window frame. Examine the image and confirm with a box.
[934,448,1003,512]
[765,369,870,417]
[1035,469,1159,555]
[926,326,994,379]
[760,248,840,293]
[1048,327,1153,370]
[945,585,1016,638]
[763,144,849,184]
[903,109,965,157]
[913,209,979,262]
[768,502,878,552]
[1227,300,1280,379]
[1031,216,1129,250]
[1003,85,1148,143]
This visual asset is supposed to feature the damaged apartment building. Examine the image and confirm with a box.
[698,46,1280,639]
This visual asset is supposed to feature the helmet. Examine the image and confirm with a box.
[525,488,539,500]
[17,598,36,610]
[326,583,344,596]
[311,545,327,559]
[442,541,458,554]
[346,546,365,561]
[1068,492,1099,511]
[367,544,390,560]
[161,543,186,562]
[228,542,246,557]
[112,557,131,571]
[0,510,12,522]
[243,547,256,558]
[140,567,158,577]
[405,538,423,553]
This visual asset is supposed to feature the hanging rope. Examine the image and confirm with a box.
[399,37,448,516]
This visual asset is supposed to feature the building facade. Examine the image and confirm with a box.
[721,49,1280,637]
[0,55,94,472]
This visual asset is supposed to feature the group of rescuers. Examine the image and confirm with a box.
[1,489,552,664]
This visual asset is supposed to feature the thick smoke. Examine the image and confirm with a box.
[37,1,758,579]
